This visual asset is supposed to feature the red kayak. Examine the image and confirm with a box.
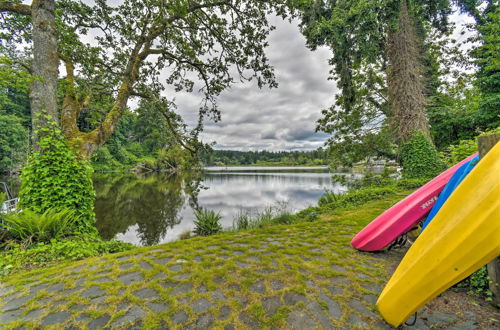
[351,153,478,251]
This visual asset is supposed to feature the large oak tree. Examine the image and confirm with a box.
[1,0,290,158]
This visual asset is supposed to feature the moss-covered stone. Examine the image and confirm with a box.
[0,190,491,329]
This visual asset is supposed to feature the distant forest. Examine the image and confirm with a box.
[200,149,329,166]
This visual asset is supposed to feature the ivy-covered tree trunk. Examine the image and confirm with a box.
[386,1,430,145]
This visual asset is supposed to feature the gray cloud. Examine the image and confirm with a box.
[170,16,338,151]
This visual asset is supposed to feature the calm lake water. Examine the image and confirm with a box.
[1,167,361,246]
[94,167,352,246]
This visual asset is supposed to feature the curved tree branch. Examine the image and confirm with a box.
[0,1,31,15]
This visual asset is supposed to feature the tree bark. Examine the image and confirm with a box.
[0,1,31,15]
[386,1,430,144]
[477,133,500,307]
[61,40,148,159]
[29,0,59,148]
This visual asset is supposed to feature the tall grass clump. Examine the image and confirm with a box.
[233,210,251,230]
[2,208,78,242]
[194,209,222,236]
[319,186,396,209]
[232,203,298,231]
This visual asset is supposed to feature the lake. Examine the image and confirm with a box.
[94,167,353,246]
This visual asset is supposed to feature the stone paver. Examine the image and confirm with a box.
[111,306,146,327]
[171,310,188,324]
[284,292,308,306]
[249,279,266,294]
[80,285,105,299]
[287,310,316,329]
[0,294,34,312]
[262,296,280,315]
[132,288,160,300]
[146,302,169,313]
[40,311,72,326]
[171,283,193,296]
[117,271,144,284]
[192,298,212,313]
[88,315,111,328]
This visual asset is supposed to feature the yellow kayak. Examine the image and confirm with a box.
[377,142,500,327]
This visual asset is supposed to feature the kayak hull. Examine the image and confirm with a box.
[351,153,478,251]
[421,156,479,231]
[376,143,500,326]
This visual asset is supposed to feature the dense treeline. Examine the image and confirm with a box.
[200,149,329,166]
[293,0,499,169]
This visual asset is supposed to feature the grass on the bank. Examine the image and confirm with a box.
[0,190,410,329]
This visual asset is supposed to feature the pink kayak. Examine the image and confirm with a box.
[351,153,478,251]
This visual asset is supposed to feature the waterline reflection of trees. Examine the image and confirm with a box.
[93,172,202,246]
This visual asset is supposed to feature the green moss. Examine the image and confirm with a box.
[0,191,415,328]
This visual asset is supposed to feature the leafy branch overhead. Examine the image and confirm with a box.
[49,0,289,157]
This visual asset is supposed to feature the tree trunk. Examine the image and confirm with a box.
[386,1,430,144]
[477,133,500,307]
[29,0,59,149]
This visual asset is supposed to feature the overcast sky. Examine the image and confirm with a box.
[172,16,336,151]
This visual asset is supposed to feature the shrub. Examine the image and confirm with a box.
[92,146,123,171]
[270,203,294,225]
[456,266,493,301]
[401,131,446,179]
[2,208,77,242]
[395,178,430,189]
[442,139,477,167]
[193,209,222,236]
[0,237,133,276]
[19,117,97,236]
[179,230,192,240]
[319,186,396,208]
[252,207,275,228]
[233,211,251,230]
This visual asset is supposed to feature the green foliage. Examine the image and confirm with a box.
[400,131,446,179]
[179,231,192,240]
[0,114,29,174]
[91,146,124,172]
[232,205,299,231]
[442,139,478,167]
[19,118,97,235]
[0,237,132,276]
[233,211,251,230]
[193,209,222,236]
[0,56,32,128]
[0,192,5,205]
[91,105,203,173]
[428,80,482,150]
[457,266,493,301]
[202,149,329,166]
[318,186,396,209]
[1,208,78,242]
[395,178,430,189]
[440,128,499,166]
[471,5,500,131]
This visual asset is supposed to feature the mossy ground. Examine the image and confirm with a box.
[0,190,496,329]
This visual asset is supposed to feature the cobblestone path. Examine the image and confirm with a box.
[1,198,498,329]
